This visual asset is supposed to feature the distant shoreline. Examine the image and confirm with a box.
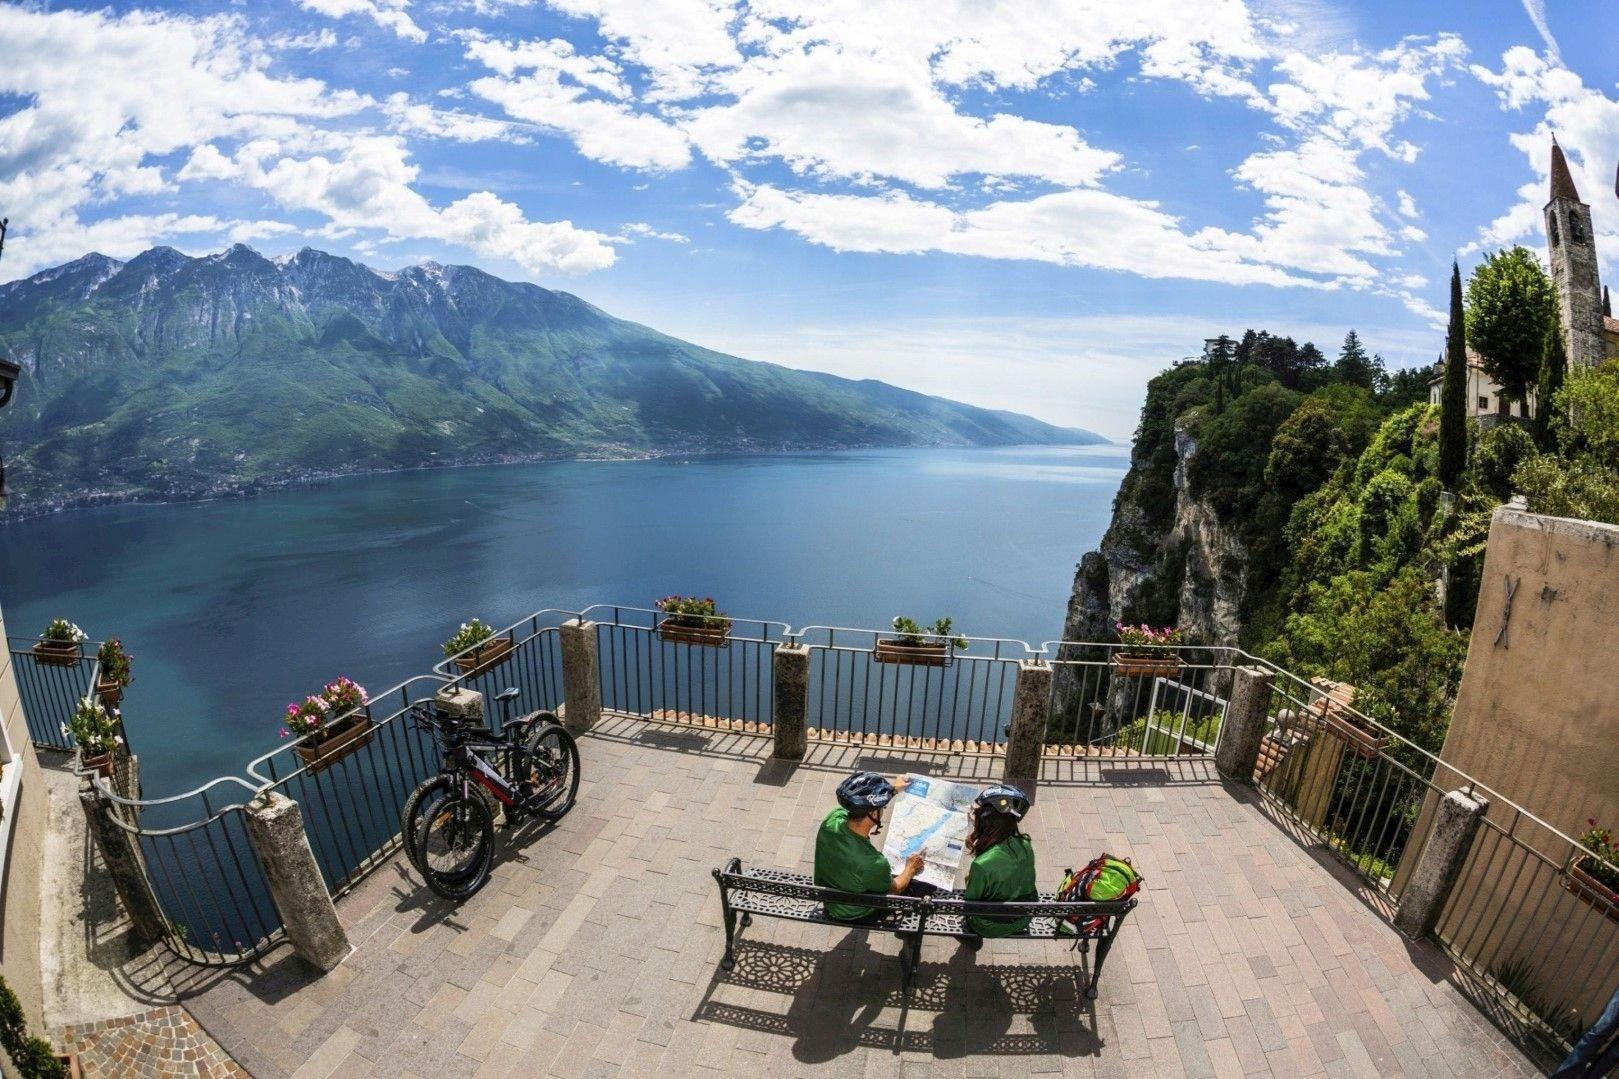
[0,439,1117,524]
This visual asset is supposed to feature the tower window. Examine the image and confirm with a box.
[1570,215,1585,244]
[1550,216,1560,246]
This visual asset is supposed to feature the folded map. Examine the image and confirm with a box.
[880,774,982,890]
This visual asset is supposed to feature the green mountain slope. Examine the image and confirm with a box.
[0,245,1100,513]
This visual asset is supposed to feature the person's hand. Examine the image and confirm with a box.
[892,776,909,793]
[905,852,925,876]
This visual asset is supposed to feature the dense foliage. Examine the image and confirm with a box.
[0,976,66,1078]
[1464,246,1557,404]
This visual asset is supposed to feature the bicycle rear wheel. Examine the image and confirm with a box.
[401,775,455,876]
[521,722,580,822]
[418,792,494,901]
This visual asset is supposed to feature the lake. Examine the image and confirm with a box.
[0,444,1127,796]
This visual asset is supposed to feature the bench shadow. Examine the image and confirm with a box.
[692,937,1102,1063]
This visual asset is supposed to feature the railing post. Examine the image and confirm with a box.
[772,644,810,760]
[244,791,351,972]
[1393,788,1488,940]
[559,618,601,734]
[1003,660,1052,786]
[78,785,166,944]
[1214,666,1274,783]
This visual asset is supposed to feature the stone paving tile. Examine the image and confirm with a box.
[179,720,1544,1077]
[56,1005,248,1078]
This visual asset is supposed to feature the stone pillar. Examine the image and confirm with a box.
[772,644,810,760]
[1003,661,1053,786]
[78,787,167,944]
[1214,667,1274,784]
[435,686,484,724]
[559,618,601,734]
[244,792,350,972]
[1394,788,1488,940]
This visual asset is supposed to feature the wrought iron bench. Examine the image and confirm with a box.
[712,858,1138,997]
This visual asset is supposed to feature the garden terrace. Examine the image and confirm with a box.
[18,603,1619,1074]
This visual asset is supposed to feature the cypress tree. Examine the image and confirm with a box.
[1533,314,1566,452]
[1439,262,1468,489]
[1605,285,1612,318]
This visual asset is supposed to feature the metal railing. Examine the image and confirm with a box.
[1044,642,1230,755]
[588,605,785,730]
[15,603,1612,1059]
[9,636,102,750]
[793,627,1035,748]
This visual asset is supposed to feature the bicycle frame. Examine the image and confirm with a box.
[454,740,522,807]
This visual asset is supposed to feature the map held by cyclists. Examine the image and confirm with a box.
[880,774,982,890]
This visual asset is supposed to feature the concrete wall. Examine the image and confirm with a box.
[1425,508,1619,1019]
[0,599,51,1031]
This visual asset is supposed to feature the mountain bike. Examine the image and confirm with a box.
[401,687,580,901]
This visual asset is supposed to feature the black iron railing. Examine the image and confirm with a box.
[9,636,101,750]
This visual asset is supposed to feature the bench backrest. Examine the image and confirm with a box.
[715,858,1139,927]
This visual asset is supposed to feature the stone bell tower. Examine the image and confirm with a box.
[1544,136,1607,368]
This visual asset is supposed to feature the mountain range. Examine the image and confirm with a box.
[0,245,1099,515]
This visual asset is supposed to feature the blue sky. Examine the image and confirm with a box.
[1,1,1615,437]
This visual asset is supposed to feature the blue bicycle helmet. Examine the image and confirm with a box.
[975,783,1030,820]
[836,772,896,814]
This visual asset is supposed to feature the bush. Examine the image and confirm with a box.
[1513,454,1619,525]
[0,976,66,1078]
[1473,423,1537,500]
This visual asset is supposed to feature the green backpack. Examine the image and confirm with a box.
[1056,854,1143,936]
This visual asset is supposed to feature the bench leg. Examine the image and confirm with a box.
[719,893,739,972]
[1085,931,1116,1000]
[898,932,922,996]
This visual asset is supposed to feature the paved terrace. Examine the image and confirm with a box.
[168,717,1538,1078]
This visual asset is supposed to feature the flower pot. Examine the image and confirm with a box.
[874,640,950,667]
[1111,653,1181,678]
[80,749,116,781]
[96,678,124,709]
[293,712,375,773]
[658,621,731,648]
[1321,710,1389,759]
[453,635,515,678]
[33,640,82,667]
[1565,857,1619,923]
[56,1052,84,1079]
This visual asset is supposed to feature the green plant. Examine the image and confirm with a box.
[1473,423,1536,501]
[96,638,133,687]
[321,676,368,719]
[0,975,67,1078]
[1513,454,1619,526]
[38,619,86,645]
[889,616,968,649]
[442,619,496,658]
[1439,262,1468,489]
[1489,956,1586,1047]
[1578,820,1619,890]
[281,695,329,740]
[67,698,119,757]
[656,595,732,632]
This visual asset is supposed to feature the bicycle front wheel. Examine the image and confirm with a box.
[418,792,494,901]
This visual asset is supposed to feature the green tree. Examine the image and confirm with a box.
[1533,315,1567,451]
[1464,246,1557,406]
[1439,262,1469,489]
[1382,366,1433,409]
[1333,330,1379,389]
[1557,358,1619,467]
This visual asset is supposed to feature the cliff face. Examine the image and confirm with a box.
[1054,422,1247,714]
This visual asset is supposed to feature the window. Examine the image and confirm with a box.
[1478,395,1489,411]
[1570,215,1585,244]
[1550,215,1560,247]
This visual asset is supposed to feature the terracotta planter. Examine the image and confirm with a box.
[96,678,124,709]
[80,749,116,780]
[293,712,375,773]
[658,621,731,648]
[33,640,82,667]
[453,635,515,678]
[56,1052,84,1079]
[1565,857,1619,923]
[874,640,950,667]
[1111,653,1181,678]
[1322,711,1390,759]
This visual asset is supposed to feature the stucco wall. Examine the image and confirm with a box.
[1426,508,1619,1021]
[0,599,50,1032]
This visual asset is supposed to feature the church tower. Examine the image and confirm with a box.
[1544,136,1607,368]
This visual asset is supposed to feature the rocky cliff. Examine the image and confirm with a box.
[1053,422,1248,716]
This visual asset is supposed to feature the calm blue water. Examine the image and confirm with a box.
[0,444,1126,796]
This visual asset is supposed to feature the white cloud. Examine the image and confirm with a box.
[295,0,426,44]
[1472,48,1619,271]
[462,35,693,170]
[1396,189,1420,218]
[382,93,531,143]
[1517,0,1561,65]
[618,222,690,243]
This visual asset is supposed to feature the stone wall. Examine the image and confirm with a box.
[1418,508,1619,1021]
[0,600,51,1031]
